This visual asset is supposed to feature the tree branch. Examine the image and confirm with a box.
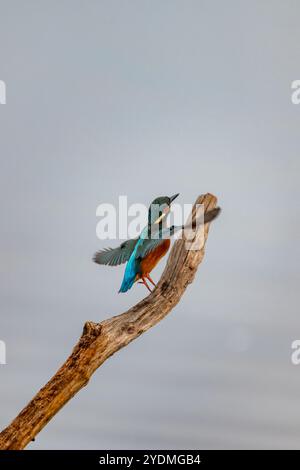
[0,193,218,450]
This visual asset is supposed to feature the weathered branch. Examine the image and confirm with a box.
[0,193,218,450]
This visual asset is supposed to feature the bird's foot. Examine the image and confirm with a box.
[138,277,152,292]
[146,274,156,287]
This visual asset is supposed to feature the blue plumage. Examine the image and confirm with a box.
[118,241,141,293]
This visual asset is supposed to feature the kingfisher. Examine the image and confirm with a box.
[93,194,220,293]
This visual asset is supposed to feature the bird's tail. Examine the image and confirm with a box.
[118,275,136,293]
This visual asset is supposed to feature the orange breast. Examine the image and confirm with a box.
[140,239,171,276]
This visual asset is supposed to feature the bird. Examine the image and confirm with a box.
[93,194,220,293]
[93,194,179,292]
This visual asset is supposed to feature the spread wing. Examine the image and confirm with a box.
[134,225,180,260]
[93,239,138,266]
[135,238,166,260]
[134,208,221,260]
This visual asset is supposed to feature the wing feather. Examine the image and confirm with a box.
[93,239,137,266]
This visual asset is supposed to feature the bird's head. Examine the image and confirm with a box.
[148,193,179,225]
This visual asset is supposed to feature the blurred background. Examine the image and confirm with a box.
[0,0,300,449]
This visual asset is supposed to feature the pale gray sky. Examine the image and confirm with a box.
[0,0,300,449]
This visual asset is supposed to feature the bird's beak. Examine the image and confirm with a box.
[170,193,179,203]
